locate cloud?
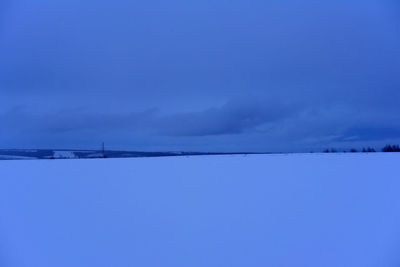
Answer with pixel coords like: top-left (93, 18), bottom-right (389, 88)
top-left (0, 98), bottom-right (297, 137)
top-left (2, 98), bottom-right (400, 151)
top-left (158, 99), bottom-right (297, 136)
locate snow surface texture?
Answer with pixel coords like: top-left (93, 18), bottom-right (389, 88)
top-left (1, 154), bottom-right (400, 267)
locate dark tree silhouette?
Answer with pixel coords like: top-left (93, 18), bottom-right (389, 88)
top-left (382, 145), bottom-right (400, 152)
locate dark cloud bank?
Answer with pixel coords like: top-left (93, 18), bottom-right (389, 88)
top-left (2, 97), bottom-right (400, 152)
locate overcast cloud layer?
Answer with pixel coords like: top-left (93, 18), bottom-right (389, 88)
top-left (1, 0), bottom-right (399, 152)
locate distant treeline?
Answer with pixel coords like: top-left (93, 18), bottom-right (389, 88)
top-left (323, 144), bottom-right (400, 153)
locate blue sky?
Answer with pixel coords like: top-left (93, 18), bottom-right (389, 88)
top-left (1, 0), bottom-right (399, 152)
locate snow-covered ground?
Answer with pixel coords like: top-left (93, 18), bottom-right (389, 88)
top-left (1, 153), bottom-right (400, 267)
top-left (53, 150), bottom-right (76, 159)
